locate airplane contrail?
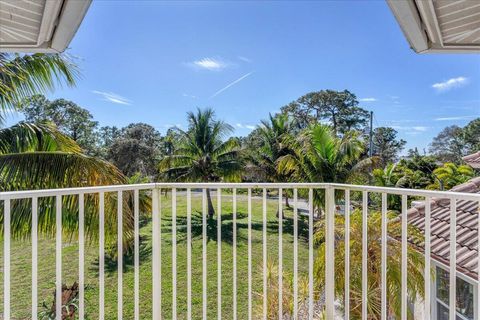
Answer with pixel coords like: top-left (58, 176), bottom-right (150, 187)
top-left (210, 72), bottom-right (254, 98)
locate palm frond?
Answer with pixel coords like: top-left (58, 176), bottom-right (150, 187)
top-left (314, 210), bottom-right (425, 319)
top-left (0, 152), bottom-right (124, 191)
top-left (0, 152), bottom-right (133, 243)
top-left (0, 121), bottom-right (81, 154)
top-left (0, 53), bottom-right (78, 113)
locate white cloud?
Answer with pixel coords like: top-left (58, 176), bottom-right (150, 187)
top-left (236, 123), bottom-right (256, 130)
top-left (412, 126), bottom-right (428, 132)
top-left (434, 115), bottom-right (477, 121)
top-left (92, 91), bottom-right (131, 105)
top-left (432, 76), bottom-right (468, 92)
top-left (210, 72), bottom-right (254, 98)
top-left (186, 57), bottom-right (229, 71)
top-left (391, 125), bottom-right (429, 134)
top-left (387, 95), bottom-right (400, 104)
top-left (238, 56), bottom-right (252, 63)
top-left (359, 97), bottom-right (377, 102)
top-left (182, 93), bottom-right (198, 99)
top-left (385, 119), bottom-right (416, 124)
top-left (159, 124), bottom-right (182, 129)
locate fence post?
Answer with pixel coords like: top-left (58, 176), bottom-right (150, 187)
top-left (152, 187), bottom-right (161, 319)
top-left (325, 186), bottom-right (335, 319)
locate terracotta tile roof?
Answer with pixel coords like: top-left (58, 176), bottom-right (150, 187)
top-left (407, 177), bottom-right (480, 281)
top-left (463, 151), bottom-right (480, 169)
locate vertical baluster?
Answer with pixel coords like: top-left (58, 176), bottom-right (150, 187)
top-left (262, 188), bottom-right (268, 320)
top-left (293, 188), bottom-right (298, 319)
top-left (248, 188), bottom-right (253, 320)
top-left (32, 197), bottom-right (38, 320)
top-left (401, 195), bottom-right (407, 320)
top-left (134, 190), bottom-right (140, 320)
top-left (278, 188), bottom-right (283, 319)
top-left (202, 189), bottom-right (207, 320)
top-left (233, 188), bottom-right (237, 320)
top-left (217, 188), bottom-right (222, 320)
top-left (362, 191), bottom-right (368, 320)
top-left (325, 187), bottom-right (335, 319)
top-left (78, 194), bottom-right (85, 320)
top-left (152, 188), bottom-right (161, 319)
top-left (381, 193), bottom-right (387, 320)
top-left (187, 188), bottom-right (192, 320)
top-left (345, 190), bottom-right (350, 320)
top-left (4, 199), bottom-right (10, 320)
top-left (308, 188), bottom-right (314, 320)
top-left (449, 198), bottom-right (456, 320)
top-left (172, 188), bottom-right (177, 320)
top-left (99, 192), bottom-right (105, 320)
top-left (118, 191), bottom-right (123, 320)
top-left (56, 196), bottom-right (62, 320)
top-left (424, 196), bottom-right (431, 320)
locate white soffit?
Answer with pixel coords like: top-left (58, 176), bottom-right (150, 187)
top-left (387, 0), bottom-right (480, 53)
top-left (0, 0), bottom-right (91, 53)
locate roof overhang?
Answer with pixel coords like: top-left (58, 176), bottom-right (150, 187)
top-left (0, 0), bottom-right (92, 53)
top-left (387, 0), bottom-right (480, 53)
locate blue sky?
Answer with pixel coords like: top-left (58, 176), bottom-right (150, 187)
top-left (9, 1), bottom-right (480, 151)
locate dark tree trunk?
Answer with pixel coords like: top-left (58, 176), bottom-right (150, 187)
top-left (206, 188), bottom-right (215, 218)
top-left (276, 208), bottom-right (284, 219)
top-left (285, 193), bottom-right (290, 208)
top-left (51, 282), bottom-right (79, 319)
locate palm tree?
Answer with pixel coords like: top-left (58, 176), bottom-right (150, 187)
top-left (0, 122), bottom-right (133, 243)
top-left (314, 210), bottom-right (425, 319)
top-left (251, 113), bottom-right (294, 207)
top-left (159, 108), bottom-right (242, 217)
top-left (278, 124), bottom-right (371, 212)
top-left (372, 164), bottom-right (405, 210)
top-left (0, 53), bottom-right (78, 116)
top-left (0, 54), bottom-right (149, 244)
top-left (428, 162), bottom-right (474, 190)
top-left (373, 164), bottom-right (399, 188)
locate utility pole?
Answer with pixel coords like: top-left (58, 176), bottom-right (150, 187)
top-left (369, 111), bottom-right (373, 158)
top-left (368, 111), bottom-right (374, 185)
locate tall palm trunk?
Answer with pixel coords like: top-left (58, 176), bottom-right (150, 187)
top-left (206, 188), bottom-right (215, 218)
top-left (285, 193), bottom-right (290, 208)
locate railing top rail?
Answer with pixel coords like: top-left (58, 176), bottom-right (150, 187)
top-left (0, 183), bottom-right (157, 200)
top-left (0, 182), bottom-right (479, 201)
top-left (154, 182), bottom-right (329, 189)
top-left (327, 183), bottom-right (480, 201)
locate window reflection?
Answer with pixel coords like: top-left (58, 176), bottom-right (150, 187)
top-left (435, 267), bottom-right (474, 320)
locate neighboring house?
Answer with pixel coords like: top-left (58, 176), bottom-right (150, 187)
top-left (408, 176), bottom-right (479, 320)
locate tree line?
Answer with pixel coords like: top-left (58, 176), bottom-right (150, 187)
top-left (15, 89), bottom-right (480, 219)
top-left (18, 91), bottom-right (480, 193)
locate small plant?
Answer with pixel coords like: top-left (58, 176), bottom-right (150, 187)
top-left (38, 282), bottom-right (79, 320)
top-left (255, 260), bottom-right (320, 319)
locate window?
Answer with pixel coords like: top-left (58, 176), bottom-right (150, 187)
top-left (435, 266), bottom-right (474, 320)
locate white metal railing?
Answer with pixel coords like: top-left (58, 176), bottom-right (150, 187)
top-left (0, 182), bottom-right (479, 319)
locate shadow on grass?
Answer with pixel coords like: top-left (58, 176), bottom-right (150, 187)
top-left (91, 209), bottom-right (311, 274)
top-left (168, 209), bottom-right (311, 245)
top-left (90, 233), bottom-right (152, 274)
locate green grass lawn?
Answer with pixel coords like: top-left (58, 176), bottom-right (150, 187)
top-left (0, 192), bottom-right (313, 319)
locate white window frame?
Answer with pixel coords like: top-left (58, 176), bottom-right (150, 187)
top-left (432, 262), bottom-right (478, 320)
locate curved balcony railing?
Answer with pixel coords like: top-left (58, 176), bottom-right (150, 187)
top-left (1, 183), bottom-right (479, 319)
